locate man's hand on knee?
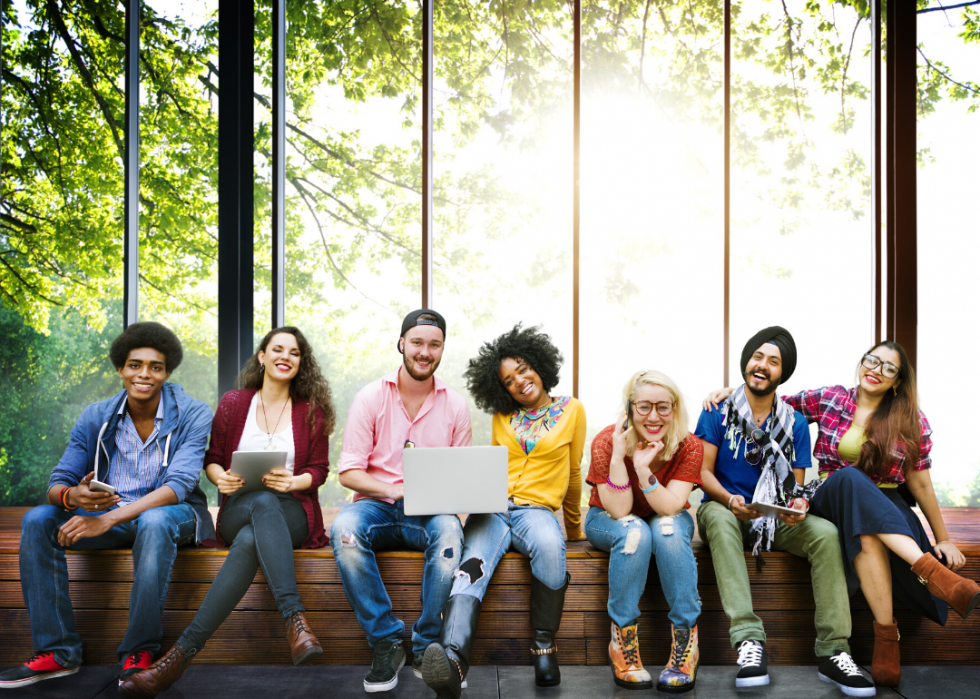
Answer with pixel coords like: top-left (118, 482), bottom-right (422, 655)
top-left (57, 513), bottom-right (115, 547)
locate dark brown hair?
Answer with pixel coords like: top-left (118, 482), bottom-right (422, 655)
top-left (235, 327), bottom-right (336, 436)
top-left (855, 341), bottom-right (921, 480)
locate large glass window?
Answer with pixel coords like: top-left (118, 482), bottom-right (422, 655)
top-left (138, 1), bottom-right (220, 416)
top-left (730, 1), bottom-right (874, 403)
top-left (917, 1), bottom-right (980, 505)
top-left (1, 0), bottom-right (126, 505)
top-left (580, 1), bottom-right (724, 451)
top-left (284, 1), bottom-right (422, 506)
top-left (433, 1), bottom-right (575, 448)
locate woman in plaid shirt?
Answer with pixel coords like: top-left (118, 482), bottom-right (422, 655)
top-left (705, 341), bottom-right (980, 688)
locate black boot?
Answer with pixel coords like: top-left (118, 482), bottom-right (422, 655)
top-left (530, 572), bottom-right (570, 687)
top-left (422, 594), bottom-right (481, 699)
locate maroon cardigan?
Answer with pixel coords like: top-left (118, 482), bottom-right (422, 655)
top-left (202, 388), bottom-right (329, 549)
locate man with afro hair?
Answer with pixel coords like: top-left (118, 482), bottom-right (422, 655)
top-left (1, 322), bottom-right (216, 690)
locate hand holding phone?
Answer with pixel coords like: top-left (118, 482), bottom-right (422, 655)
top-left (72, 472), bottom-right (120, 511)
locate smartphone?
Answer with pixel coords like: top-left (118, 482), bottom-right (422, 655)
top-left (624, 401), bottom-right (633, 429)
top-left (88, 478), bottom-right (117, 496)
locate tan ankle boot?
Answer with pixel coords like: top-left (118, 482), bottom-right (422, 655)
top-left (286, 611), bottom-right (323, 665)
top-left (609, 621), bottom-right (652, 690)
top-left (871, 620), bottom-right (901, 686)
top-left (910, 553), bottom-right (980, 618)
top-left (118, 643), bottom-right (195, 699)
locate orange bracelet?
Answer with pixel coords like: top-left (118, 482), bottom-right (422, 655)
top-left (60, 486), bottom-right (78, 511)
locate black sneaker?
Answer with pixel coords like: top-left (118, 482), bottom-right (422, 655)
top-left (412, 652), bottom-right (424, 679)
top-left (819, 652), bottom-right (877, 697)
top-left (364, 639), bottom-right (405, 693)
top-left (735, 640), bottom-right (769, 687)
top-left (0, 652), bottom-right (79, 688)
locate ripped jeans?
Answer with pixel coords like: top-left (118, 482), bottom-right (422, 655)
top-left (330, 498), bottom-right (462, 654)
top-left (585, 507), bottom-right (700, 630)
top-left (450, 503), bottom-right (566, 600)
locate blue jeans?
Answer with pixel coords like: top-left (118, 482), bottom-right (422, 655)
top-left (19, 503), bottom-right (197, 667)
top-left (585, 507), bottom-right (701, 630)
top-left (330, 498), bottom-right (462, 654)
top-left (450, 503), bottom-right (566, 600)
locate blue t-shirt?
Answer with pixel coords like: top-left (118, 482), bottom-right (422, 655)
top-left (695, 406), bottom-right (811, 502)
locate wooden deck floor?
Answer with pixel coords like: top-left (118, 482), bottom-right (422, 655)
top-left (1, 506), bottom-right (977, 666)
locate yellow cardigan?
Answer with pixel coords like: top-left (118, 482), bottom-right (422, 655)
top-left (491, 397), bottom-right (586, 534)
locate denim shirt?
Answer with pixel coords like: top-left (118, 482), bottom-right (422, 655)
top-left (48, 382), bottom-right (216, 544)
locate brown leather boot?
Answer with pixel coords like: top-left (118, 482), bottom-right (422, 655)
top-left (910, 552), bottom-right (980, 618)
top-left (286, 611), bottom-right (323, 665)
top-left (117, 643), bottom-right (195, 699)
top-left (871, 620), bottom-right (901, 687)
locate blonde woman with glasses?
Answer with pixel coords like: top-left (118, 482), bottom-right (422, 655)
top-left (584, 371), bottom-right (704, 693)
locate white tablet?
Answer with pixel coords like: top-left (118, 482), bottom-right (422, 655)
top-left (229, 450), bottom-right (287, 494)
top-left (746, 501), bottom-right (802, 518)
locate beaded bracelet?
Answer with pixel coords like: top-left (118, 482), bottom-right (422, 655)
top-left (60, 486), bottom-right (78, 511)
top-left (605, 476), bottom-right (631, 492)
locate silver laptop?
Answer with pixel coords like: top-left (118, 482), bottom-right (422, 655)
top-left (402, 446), bottom-right (509, 516)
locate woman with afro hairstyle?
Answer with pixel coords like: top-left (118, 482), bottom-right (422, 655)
top-left (120, 327), bottom-right (336, 699)
top-left (422, 324), bottom-right (585, 699)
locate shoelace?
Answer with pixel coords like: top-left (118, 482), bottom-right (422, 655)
top-left (290, 614), bottom-right (310, 634)
top-left (618, 631), bottom-right (640, 666)
top-left (153, 647), bottom-right (184, 674)
top-left (26, 652), bottom-right (54, 667)
top-left (124, 650), bottom-right (152, 669)
top-left (667, 635), bottom-right (690, 669)
top-left (737, 641), bottom-right (763, 668)
top-left (831, 652), bottom-right (863, 677)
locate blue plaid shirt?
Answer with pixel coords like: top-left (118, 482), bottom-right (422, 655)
top-left (108, 398), bottom-right (166, 504)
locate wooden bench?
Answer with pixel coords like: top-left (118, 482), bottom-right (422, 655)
top-left (1, 506), bottom-right (977, 666)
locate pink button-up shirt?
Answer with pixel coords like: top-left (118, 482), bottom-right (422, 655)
top-left (338, 367), bottom-right (473, 503)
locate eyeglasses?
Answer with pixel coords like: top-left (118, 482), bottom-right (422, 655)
top-left (634, 401), bottom-right (674, 417)
top-left (861, 353), bottom-right (899, 379)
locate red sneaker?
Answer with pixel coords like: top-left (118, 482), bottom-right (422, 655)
top-left (0, 651), bottom-right (79, 687)
top-left (119, 650), bottom-right (155, 684)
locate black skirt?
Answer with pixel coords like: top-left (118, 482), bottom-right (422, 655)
top-left (810, 466), bottom-right (948, 625)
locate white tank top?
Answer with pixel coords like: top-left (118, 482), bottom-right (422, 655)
top-left (236, 393), bottom-right (295, 474)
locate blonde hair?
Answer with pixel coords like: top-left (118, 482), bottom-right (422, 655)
top-left (620, 370), bottom-right (689, 461)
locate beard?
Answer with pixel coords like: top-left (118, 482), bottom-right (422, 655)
top-left (403, 352), bottom-right (440, 381)
top-left (744, 369), bottom-right (777, 397)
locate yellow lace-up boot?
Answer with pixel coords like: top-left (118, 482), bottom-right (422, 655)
top-left (608, 621), bottom-right (652, 690)
top-left (657, 624), bottom-right (699, 693)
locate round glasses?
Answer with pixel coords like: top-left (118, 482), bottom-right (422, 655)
top-left (861, 353), bottom-right (899, 379)
top-left (634, 401), bottom-right (674, 417)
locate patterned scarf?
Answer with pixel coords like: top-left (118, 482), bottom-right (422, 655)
top-left (722, 386), bottom-right (817, 554)
top-left (510, 396), bottom-right (570, 455)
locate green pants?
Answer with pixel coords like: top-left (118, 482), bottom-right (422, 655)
top-left (696, 500), bottom-right (851, 657)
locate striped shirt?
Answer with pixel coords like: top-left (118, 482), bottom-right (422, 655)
top-left (783, 385), bottom-right (933, 485)
top-left (108, 398), bottom-right (166, 504)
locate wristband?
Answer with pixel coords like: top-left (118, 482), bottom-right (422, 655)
top-left (640, 477), bottom-right (659, 494)
top-left (727, 494), bottom-right (738, 511)
top-left (605, 476), bottom-right (631, 492)
top-left (61, 486), bottom-right (78, 511)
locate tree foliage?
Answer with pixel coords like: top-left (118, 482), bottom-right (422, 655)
top-left (1, 0), bottom-right (976, 505)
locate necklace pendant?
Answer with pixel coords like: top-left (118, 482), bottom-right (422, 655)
top-left (264, 439), bottom-right (277, 451)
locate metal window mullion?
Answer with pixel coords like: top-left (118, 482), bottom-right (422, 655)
top-left (272, 0), bottom-right (286, 328)
top-left (421, 0), bottom-right (434, 308)
top-left (572, 0), bottom-right (581, 399)
top-left (123, 0), bottom-right (139, 327)
top-left (873, 0), bottom-right (882, 345)
top-left (723, 0), bottom-right (731, 386)
top-left (218, 0), bottom-right (255, 396)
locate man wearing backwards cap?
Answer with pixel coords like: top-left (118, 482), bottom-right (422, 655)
top-left (331, 310), bottom-right (472, 694)
top-left (694, 327), bottom-right (873, 697)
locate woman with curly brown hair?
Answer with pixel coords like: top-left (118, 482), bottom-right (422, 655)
top-left (422, 324), bottom-right (585, 699)
top-left (119, 327), bottom-right (336, 699)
